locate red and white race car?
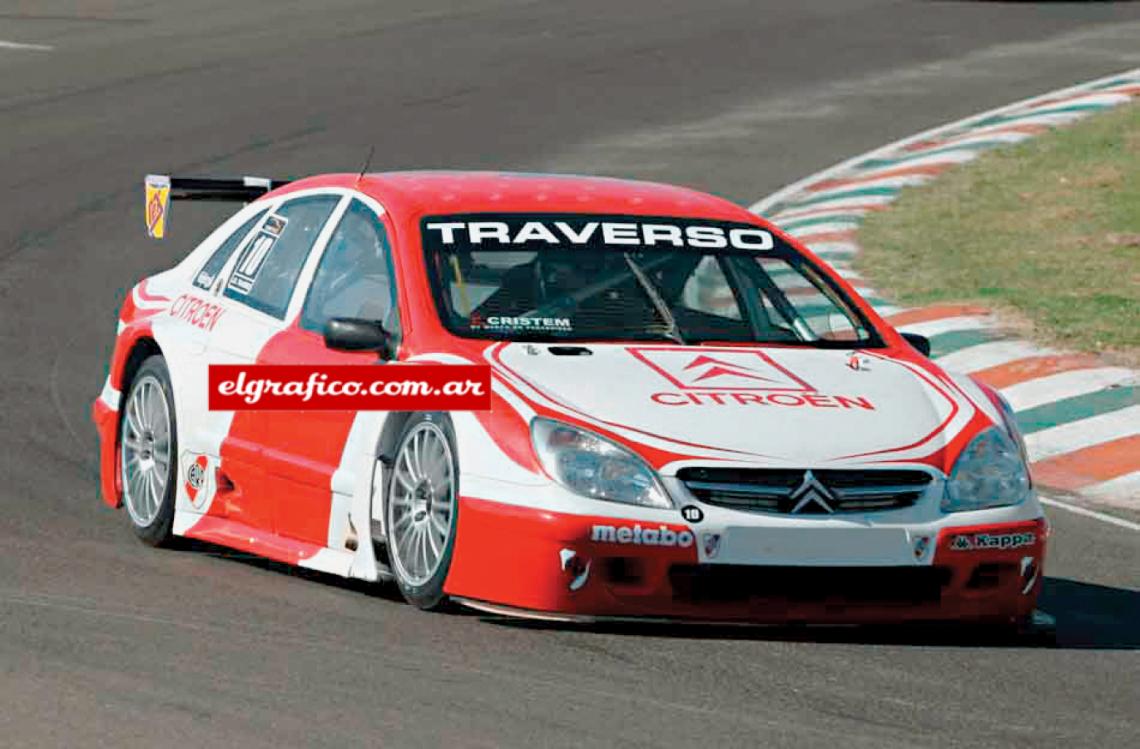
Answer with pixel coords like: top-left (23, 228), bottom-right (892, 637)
top-left (93, 171), bottom-right (1047, 626)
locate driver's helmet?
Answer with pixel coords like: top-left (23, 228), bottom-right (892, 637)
top-left (537, 251), bottom-right (618, 292)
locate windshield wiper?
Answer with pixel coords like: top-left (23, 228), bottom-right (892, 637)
top-left (623, 253), bottom-right (686, 345)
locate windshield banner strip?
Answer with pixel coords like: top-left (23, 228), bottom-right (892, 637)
top-left (422, 213), bottom-right (776, 252)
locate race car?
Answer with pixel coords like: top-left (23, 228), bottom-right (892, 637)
top-left (92, 170), bottom-right (1048, 627)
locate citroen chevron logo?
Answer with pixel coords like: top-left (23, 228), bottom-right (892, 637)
top-left (789, 470), bottom-right (835, 514)
top-left (629, 347), bottom-right (814, 392)
top-left (682, 355), bottom-right (781, 386)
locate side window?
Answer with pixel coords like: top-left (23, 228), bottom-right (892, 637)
top-left (680, 256), bottom-right (742, 320)
top-left (754, 256), bottom-right (867, 341)
top-left (223, 195), bottom-right (340, 319)
top-left (300, 200), bottom-right (400, 336)
top-left (193, 208), bottom-right (268, 291)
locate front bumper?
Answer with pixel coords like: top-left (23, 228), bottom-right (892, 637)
top-left (444, 497), bottom-right (1048, 624)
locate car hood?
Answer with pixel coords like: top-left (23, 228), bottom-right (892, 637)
top-left (489, 342), bottom-right (979, 469)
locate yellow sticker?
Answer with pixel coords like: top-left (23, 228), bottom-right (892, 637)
top-left (145, 174), bottom-right (171, 239)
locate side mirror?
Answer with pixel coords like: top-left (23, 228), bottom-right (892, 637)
top-left (324, 318), bottom-right (394, 359)
top-left (901, 332), bottom-right (931, 357)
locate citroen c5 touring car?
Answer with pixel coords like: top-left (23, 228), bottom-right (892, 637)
top-left (93, 171), bottom-right (1047, 627)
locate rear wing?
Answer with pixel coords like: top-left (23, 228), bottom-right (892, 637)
top-left (144, 174), bottom-right (292, 239)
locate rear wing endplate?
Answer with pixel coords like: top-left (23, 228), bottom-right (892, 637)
top-left (144, 174), bottom-right (292, 239)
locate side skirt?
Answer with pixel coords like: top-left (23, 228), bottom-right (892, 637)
top-left (179, 514), bottom-right (389, 581)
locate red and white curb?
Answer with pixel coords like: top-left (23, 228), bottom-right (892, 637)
top-left (752, 68), bottom-right (1140, 512)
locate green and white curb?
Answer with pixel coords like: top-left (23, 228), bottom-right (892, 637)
top-left (752, 68), bottom-right (1140, 512)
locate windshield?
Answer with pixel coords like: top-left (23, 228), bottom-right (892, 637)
top-left (422, 213), bottom-right (880, 346)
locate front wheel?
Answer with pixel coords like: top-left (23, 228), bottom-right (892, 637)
top-left (385, 413), bottom-right (460, 610)
top-left (119, 355), bottom-right (178, 546)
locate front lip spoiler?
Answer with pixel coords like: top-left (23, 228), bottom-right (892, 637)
top-left (452, 596), bottom-right (797, 627)
top-left (452, 597), bottom-right (1057, 641)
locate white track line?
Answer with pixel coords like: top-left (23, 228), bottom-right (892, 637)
top-left (828, 267), bottom-right (861, 280)
top-left (770, 204), bottom-right (880, 222)
top-left (920, 130), bottom-right (1039, 151)
top-left (1001, 367), bottom-right (1136, 413)
top-left (784, 220), bottom-right (861, 237)
top-left (896, 315), bottom-right (994, 338)
top-left (0, 40), bottom-right (54, 51)
top-left (768, 194), bottom-right (897, 218)
top-left (851, 149), bottom-right (981, 173)
top-left (1025, 405), bottom-right (1140, 461)
top-left (999, 111), bottom-right (1107, 129)
top-left (1082, 472), bottom-right (1140, 507)
top-left (1021, 91), bottom-right (1136, 110)
top-left (1040, 496), bottom-right (1140, 532)
top-left (799, 241), bottom-right (860, 256)
top-left (936, 340), bottom-right (1051, 373)
top-left (799, 174), bottom-right (932, 200)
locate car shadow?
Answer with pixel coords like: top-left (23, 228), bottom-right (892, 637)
top-left (482, 576), bottom-right (1140, 651)
top-left (1038, 577), bottom-right (1140, 650)
top-left (173, 537), bottom-right (410, 606)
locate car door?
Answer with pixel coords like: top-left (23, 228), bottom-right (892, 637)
top-left (202, 192), bottom-right (347, 534)
top-left (252, 197), bottom-right (401, 550)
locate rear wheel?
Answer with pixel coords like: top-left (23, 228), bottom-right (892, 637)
top-left (120, 355), bottom-right (177, 546)
top-left (385, 413), bottom-right (459, 610)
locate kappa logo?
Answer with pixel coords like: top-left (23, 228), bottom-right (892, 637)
top-left (950, 532), bottom-right (1036, 552)
top-left (629, 348), bottom-right (813, 392)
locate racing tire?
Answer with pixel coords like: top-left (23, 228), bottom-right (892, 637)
top-left (119, 355), bottom-right (178, 547)
top-left (384, 413), bottom-right (460, 611)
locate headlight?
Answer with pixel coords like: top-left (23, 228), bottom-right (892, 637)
top-left (943, 427), bottom-right (1031, 512)
top-left (531, 418), bottom-right (672, 509)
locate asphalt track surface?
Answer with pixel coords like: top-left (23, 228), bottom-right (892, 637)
top-left (1, 2), bottom-right (1139, 746)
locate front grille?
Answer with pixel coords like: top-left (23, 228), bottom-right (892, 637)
top-left (670, 564), bottom-right (951, 605)
top-left (677, 467), bottom-right (932, 514)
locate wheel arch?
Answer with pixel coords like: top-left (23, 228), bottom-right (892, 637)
top-left (375, 411), bottom-right (416, 463)
top-left (118, 337), bottom-right (163, 408)
top-left (110, 335), bottom-right (190, 505)
top-left (114, 337), bottom-right (166, 449)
